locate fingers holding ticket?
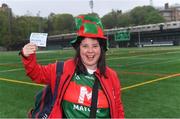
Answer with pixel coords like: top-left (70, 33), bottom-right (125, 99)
top-left (22, 42), bottom-right (37, 57)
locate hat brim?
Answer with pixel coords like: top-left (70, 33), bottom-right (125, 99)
top-left (70, 35), bottom-right (108, 51)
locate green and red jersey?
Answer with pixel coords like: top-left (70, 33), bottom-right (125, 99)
top-left (62, 72), bottom-right (110, 118)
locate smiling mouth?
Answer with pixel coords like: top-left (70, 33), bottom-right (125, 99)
top-left (87, 55), bottom-right (94, 60)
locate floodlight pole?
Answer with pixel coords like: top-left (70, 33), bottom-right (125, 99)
top-left (150, 0), bottom-right (153, 6)
top-left (89, 0), bottom-right (94, 13)
top-left (37, 11), bottom-right (42, 32)
top-left (138, 30), bottom-right (141, 47)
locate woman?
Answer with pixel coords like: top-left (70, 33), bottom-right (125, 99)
top-left (20, 15), bottom-right (124, 118)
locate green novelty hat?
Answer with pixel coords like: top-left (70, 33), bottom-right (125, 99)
top-left (71, 15), bottom-right (108, 51)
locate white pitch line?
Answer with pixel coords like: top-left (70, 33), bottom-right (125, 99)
top-left (107, 50), bottom-right (180, 60)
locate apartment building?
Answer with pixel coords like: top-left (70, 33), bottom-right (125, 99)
top-left (158, 3), bottom-right (180, 21)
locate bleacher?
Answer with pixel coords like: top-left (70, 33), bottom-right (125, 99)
top-left (142, 41), bottom-right (174, 47)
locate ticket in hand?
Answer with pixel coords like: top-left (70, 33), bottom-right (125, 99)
top-left (30, 33), bottom-right (48, 47)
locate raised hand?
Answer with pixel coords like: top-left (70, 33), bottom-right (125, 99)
top-left (22, 43), bottom-right (38, 57)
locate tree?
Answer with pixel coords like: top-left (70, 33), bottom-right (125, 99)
top-left (0, 15), bottom-right (48, 50)
top-left (129, 6), bottom-right (165, 25)
top-left (0, 5), bottom-right (166, 50)
top-left (48, 14), bottom-right (74, 35)
top-left (117, 13), bottom-right (131, 27)
top-left (144, 11), bottom-right (165, 24)
top-left (0, 11), bottom-right (9, 46)
top-left (101, 9), bottom-right (122, 29)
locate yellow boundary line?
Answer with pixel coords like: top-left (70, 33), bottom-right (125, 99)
top-left (0, 77), bottom-right (45, 87)
top-left (0, 73), bottom-right (179, 90)
top-left (121, 73), bottom-right (180, 91)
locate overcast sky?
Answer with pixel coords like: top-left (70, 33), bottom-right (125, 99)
top-left (0, 0), bottom-right (179, 17)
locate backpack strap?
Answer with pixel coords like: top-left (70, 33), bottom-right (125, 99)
top-left (89, 78), bottom-right (99, 118)
top-left (52, 61), bottom-right (64, 106)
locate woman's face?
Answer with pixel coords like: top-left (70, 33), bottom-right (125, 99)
top-left (80, 38), bottom-right (101, 70)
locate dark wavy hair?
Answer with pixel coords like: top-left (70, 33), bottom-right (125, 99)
top-left (73, 37), bottom-right (107, 77)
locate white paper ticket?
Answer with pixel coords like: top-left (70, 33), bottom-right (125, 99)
top-left (30, 33), bottom-right (48, 47)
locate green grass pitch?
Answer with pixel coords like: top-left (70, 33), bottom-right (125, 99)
top-left (0, 46), bottom-right (180, 118)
